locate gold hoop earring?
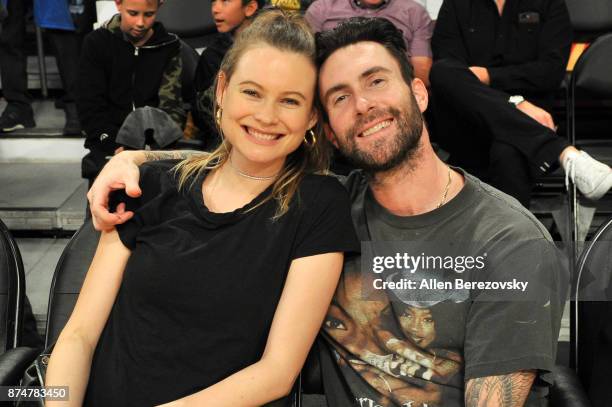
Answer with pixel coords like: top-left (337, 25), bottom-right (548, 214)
top-left (215, 107), bottom-right (223, 127)
top-left (303, 129), bottom-right (317, 147)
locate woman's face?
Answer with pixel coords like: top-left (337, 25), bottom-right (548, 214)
top-left (216, 45), bottom-right (318, 173)
top-left (211, 0), bottom-right (257, 33)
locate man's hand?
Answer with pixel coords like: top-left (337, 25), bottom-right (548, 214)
top-left (516, 100), bottom-right (556, 130)
top-left (469, 66), bottom-right (490, 85)
top-left (87, 151), bottom-right (143, 231)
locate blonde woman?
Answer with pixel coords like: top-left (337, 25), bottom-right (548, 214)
top-left (46, 10), bottom-right (358, 406)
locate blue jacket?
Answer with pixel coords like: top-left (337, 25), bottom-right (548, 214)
top-left (33, 0), bottom-right (75, 30)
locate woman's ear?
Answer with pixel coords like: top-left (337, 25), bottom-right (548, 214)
top-left (215, 71), bottom-right (228, 108)
top-left (307, 108), bottom-right (319, 132)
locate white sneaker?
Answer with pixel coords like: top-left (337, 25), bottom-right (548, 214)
top-left (563, 151), bottom-right (612, 200)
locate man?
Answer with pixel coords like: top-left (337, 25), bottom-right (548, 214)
top-left (305, 0), bottom-right (434, 85)
top-left (88, 17), bottom-right (564, 406)
top-left (78, 0), bottom-right (185, 184)
top-left (429, 0), bottom-right (612, 207)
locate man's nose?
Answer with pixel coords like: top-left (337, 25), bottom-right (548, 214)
top-left (354, 94), bottom-right (375, 115)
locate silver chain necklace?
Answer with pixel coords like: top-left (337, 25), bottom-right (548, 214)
top-left (228, 156), bottom-right (279, 181)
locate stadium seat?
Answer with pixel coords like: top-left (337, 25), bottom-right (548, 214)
top-left (0, 219), bottom-right (40, 386)
top-left (156, 0), bottom-right (218, 50)
top-left (573, 216), bottom-right (612, 405)
top-left (567, 33), bottom-right (612, 243)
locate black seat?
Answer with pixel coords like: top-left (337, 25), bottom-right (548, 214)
top-left (42, 220), bottom-right (99, 346)
top-left (0, 218), bottom-right (25, 353)
top-left (0, 218), bottom-right (40, 386)
top-left (567, 33), bottom-right (612, 244)
top-left (573, 216), bottom-right (612, 406)
top-left (156, 0), bottom-right (217, 50)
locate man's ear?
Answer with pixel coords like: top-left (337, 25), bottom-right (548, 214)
top-left (244, 0), bottom-right (259, 18)
top-left (114, 0), bottom-right (121, 11)
top-left (410, 78), bottom-right (429, 113)
top-left (215, 71), bottom-right (228, 108)
top-left (323, 123), bottom-right (339, 149)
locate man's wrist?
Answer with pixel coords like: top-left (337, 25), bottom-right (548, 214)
top-left (116, 150), bottom-right (147, 166)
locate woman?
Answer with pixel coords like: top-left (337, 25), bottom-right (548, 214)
top-left (46, 10), bottom-right (359, 406)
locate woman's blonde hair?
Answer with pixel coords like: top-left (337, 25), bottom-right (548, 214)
top-left (175, 9), bottom-right (330, 218)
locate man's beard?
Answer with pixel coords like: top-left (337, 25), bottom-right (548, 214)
top-left (334, 96), bottom-right (424, 174)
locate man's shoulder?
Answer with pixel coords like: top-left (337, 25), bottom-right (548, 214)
top-left (464, 173), bottom-right (552, 241)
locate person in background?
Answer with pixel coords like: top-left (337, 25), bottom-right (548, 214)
top-left (77, 0), bottom-right (185, 186)
top-left (305, 0), bottom-right (434, 86)
top-left (0, 0), bottom-right (88, 135)
top-left (429, 0), bottom-right (612, 206)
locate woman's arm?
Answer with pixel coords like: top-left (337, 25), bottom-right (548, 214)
top-left (159, 252), bottom-right (344, 407)
top-left (46, 230), bottom-right (131, 406)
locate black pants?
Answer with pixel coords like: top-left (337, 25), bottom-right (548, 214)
top-left (0, 0), bottom-right (80, 107)
top-left (429, 58), bottom-right (568, 207)
top-left (0, 0), bottom-right (31, 108)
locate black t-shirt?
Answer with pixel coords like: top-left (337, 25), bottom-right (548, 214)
top-left (321, 170), bottom-right (566, 407)
top-left (84, 160), bottom-right (360, 406)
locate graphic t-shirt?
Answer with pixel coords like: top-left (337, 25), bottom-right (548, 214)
top-left (321, 170), bottom-right (566, 407)
top-left (84, 160), bottom-right (360, 406)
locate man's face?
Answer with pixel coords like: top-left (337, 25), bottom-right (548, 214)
top-left (319, 42), bottom-right (426, 173)
top-left (115, 0), bottom-right (159, 43)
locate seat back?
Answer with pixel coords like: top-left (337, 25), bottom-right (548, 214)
top-left (180, 40), bottom-right (200, 107)
top-left (0, 219), bottom-right (25, 352)
top-left (156, 0), bottom-right (216, 40)
top-left (565, 0), bottom-right (612, 37)
top-left (572, 33), bottom-right (612, 99)
top-left (574, 217), bottom-right (612, 385)
top-left (44, 220), bottom-right (99, 347)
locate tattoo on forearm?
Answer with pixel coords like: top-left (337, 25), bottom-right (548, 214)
top-left (465, 371), bottom-right (535, 407)
top-left (142, 150), bottom-right (200, 162)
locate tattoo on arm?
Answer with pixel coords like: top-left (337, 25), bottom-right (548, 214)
top-left (465, 370), bottom-right (536, 407)
top-left (142, 150), bottom-right (201, 162)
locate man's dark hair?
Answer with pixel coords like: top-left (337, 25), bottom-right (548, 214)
top-left (315, 17), bottom-right (414, 86)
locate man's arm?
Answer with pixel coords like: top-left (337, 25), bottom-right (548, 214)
top-left (406, 3), bottom-right (434, 86)
top-left (87, 150), bottom-right (201, 231)
top-left (465, 371), bottom-right (536, 407)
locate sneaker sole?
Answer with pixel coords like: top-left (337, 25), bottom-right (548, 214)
top-left (1, 124), bottom-right (26, 132)
top-left (582, 172), bottom-right (612, 200)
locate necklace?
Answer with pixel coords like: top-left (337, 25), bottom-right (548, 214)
top-left (437, 166), bottom-right (452, 208)
top-left (228, 156), bottom-right (279, 181)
